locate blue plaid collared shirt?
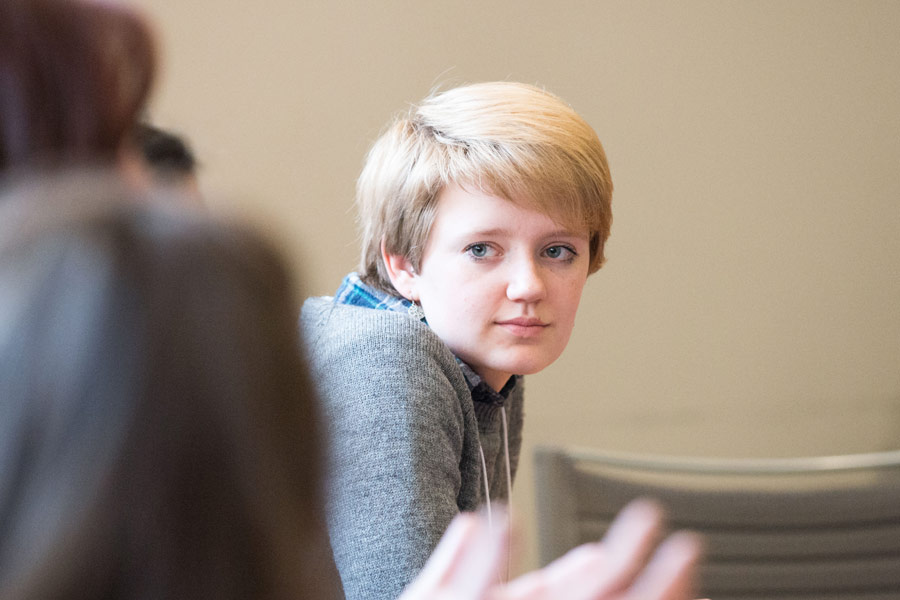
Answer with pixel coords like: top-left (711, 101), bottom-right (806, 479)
top-left (333, 272), bottom-right (417, 315)
top-left (333, 273), bottom-right (518, 403)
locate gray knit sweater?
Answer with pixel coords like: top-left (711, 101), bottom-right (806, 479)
top-left (300, 297), bottom-right (525, 600)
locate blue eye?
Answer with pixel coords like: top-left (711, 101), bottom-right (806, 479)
top-left (544, 245), bottom-right (575, 260)
top-left (467, 243), bottom-right (489, 258)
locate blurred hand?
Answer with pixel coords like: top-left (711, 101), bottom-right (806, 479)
top-left (399, 499), bottom-right (701, 600)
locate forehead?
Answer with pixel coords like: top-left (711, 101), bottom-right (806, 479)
top-left (431, 184), bottom-right (589, 239)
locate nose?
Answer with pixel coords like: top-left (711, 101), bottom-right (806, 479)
top-left (506, 258), bottom-right (546, 303)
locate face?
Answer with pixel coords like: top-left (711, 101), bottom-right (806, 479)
top-left (397, 184), bottom-right (591, 391)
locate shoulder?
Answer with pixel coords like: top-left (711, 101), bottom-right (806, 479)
top-left (300, 297), bottom-right (471, 418)
top-left (301, 297), bottom-right (453, 366)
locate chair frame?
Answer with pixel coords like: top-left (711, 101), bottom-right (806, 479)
top-left (535, 446), bottom-right (900, 600)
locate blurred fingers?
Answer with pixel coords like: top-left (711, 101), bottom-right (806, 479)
top-left (622, 531), bottom-right (703, 600)
top-left (496, 542), bottom-right (607, 600)
top-left (401, 506), bottom-right (510, 600)
top-left (594, 498), bottom-right (665, 592)
top-left (401, 511), bottom-right (481, 595)
top-left (481, 499), bottom-right (702, 600)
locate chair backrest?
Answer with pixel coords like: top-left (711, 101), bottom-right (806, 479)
top-left (534, 446), bottom-right (900, 600)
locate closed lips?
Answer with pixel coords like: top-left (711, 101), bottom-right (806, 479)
top-left (497, 318), bottom-right (547, 327)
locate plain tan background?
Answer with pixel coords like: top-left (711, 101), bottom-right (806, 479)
top-left (134, 0), bottom-right (900, 572)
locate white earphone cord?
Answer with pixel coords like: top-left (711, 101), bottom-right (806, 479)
top-left (478, 444), bottom-right (492, 529)
top-left (477, 405), bottom-right (513, 583)
top-left (500, 405), bottom-right (512, 582)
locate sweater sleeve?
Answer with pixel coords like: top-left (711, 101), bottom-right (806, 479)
top-left (301, 300), bottom-right (475, 600)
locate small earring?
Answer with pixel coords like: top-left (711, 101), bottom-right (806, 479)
top-left (407, 301), bottom-right (425, 321)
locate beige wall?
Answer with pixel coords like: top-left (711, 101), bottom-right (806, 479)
top-left (135, 0), bottom-right (900, 571)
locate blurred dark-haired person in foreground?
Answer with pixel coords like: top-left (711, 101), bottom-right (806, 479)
top-left (0, 173), bottom-right (342, 599)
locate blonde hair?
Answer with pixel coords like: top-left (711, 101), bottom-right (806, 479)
top-left (356, 81), bottom-right (613, 294)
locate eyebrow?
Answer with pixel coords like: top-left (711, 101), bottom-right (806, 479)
top-left (462, 228), bottom-right (588, 240)
top-left (544, 229), bottom-right (589, 241)
top-left (464, 227), bottom-right (508, 238)
top-left (449, 228), bottom-right (590, 249)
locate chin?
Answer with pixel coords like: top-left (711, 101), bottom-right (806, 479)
top-left (503, 357), bottom-right (558, 377)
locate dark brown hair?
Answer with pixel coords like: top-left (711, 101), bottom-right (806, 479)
top-left (0, 0), bottom-right (156, 173)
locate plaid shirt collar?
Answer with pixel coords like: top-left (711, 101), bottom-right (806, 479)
top-left (334, 272), bottom-right (416, 315)
top-left (333, 273), bottom-right (519, 404)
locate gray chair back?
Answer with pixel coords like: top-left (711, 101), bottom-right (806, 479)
top-left (534, 446), bottom-right (900, 600)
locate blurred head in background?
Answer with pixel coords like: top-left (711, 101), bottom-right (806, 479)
top-left (0, 0), bottom-right (156, 177)
top-left (134, 122), bottom-right (202, 200)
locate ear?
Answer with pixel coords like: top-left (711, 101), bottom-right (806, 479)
top-left (381, 240), bottom-right (419, 301)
